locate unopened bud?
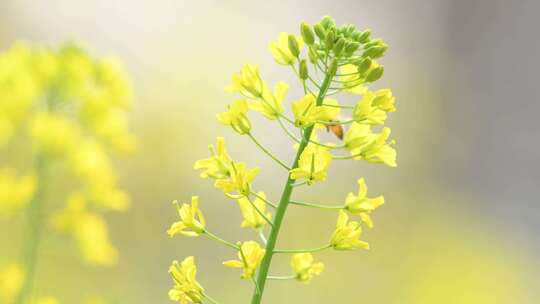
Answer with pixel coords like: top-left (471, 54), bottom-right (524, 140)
top-left (300, 22), bottom-right (315, 45)
top-left (358, 29), bottom-right (371, 43)
top-left (366, 66), bottom-right (384, 82)
top-left (314, 24), bottom-right (326, 40)
top-left (362, 44), bottom-right (388, 59)
top-left (299, 59), bottom-right (309, 80)
top-left (308, 46), bottom-right (319, 63)
top-left (320, 16), bottom-right (336, 29)
top-left (288, 35), bottom-right (300, 58)
top-left (325, 29), bottom-right (335, 50)
top-left (328, 58), bottom-right (338, 76)
top-left (344, 42), bottom-right (360, 56)
top-left (333, 38), bottom-right (345, 56)
top-left (356, 57), bottom-right (372, 74)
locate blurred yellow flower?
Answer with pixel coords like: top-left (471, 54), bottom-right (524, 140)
top-left (250, 81), bottom-right (289, 120)
top-left (223, 241), bottom-right (265, 279)
top-left (292, 94), bottom-right (340, 128)
top-left (344, 123), bottom-right (396, 167)
top-left (352, 88), bottom-right (396, 125)
top-left (237, 192), bottom-right (272, 229)
top-left (268, 32), bottom-right (303, 65)
top-left (226, 64), bottom-right (264, 98)
top-left (0, 168), bottom-right (37, 216)
top-left (0, 263), bottom-right (25, 303)
top-left (28, 112), bottom-right (80, 157)
top-left (168, 196), bottom-right (206, 237)
top-left (344, 178), bottom-right (384, 228)
top-left (217, 99), bottom-right (252, 135)
top-left (290, 145), bottom-right (332, 185)
top-left (50, 193), bottom-right (118, 265)
top-left (290, 253), bottom-right (324, 283)
top-left (168, 257), bottom-right (205, 304)
top-left (330, 210), bottom-right (369, 250)
top-left (194, 137), bottom-right (232, 179)
top-left (34, 297), bottom-right (60, 304)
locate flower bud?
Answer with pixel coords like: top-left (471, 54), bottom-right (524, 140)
top-left (327, 58), bottom-right (338, 76)
top-left (233, 113), bottom-right (252, 134)
top-left (300, 22), bottom-right (315, 45)
top-left (314, 24), bottom-right (326, 40)
top-left (358, 29), bottom-right (371, 43)
top-left (344, 42), bottom-right (360, 56)
top-left (333, 38), bottom-right (345, 56)
top-left (288, 34), bottom-right (300, 58)
top-left (308, 46), bottom-right (319, 63)
top-left (356, 57), bottom-right (372, 74)
top-left (325, 29), bottom-right (335, 50)
top-left (365, 66), bottom-right (384, 82)
top-left (299, 59), bottom-right (309, 80)
top-left (320, 16), bottom-right (336, 29)
top-left (362, 44), bottom-right (388, 59)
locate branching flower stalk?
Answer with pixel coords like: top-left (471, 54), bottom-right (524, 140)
top-left (167, 16), bottom-right (397, 304)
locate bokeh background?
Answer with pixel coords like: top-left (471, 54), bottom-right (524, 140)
top-left (1, 0), bottom-right (539, 303)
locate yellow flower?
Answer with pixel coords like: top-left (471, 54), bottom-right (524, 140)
top-left (50, 193), bottom-right (118, 265)
top-left (28, 112), bottom-right (80, 157)
top-left (344, 178), bottom-right (384, 228)
top-left (0, 168), bottom-right (37, 216)
top-left (291, 94), bottom-right (340, 128)
top-left (214, 162), bottom-right (260, 197)
top-left (194, 137), bottom-right (232, 179)
top-left (290, 253), bottom-right (324, 283)
top-left (0, 262), bottom-right (25, 303)
top-left (167, 196), bottom-right (206, 237)
top-left (226, 64), bottom-right (264, 97)
top-left (168, 256), bottom-right (205, 304)
top-left (330, 210), bottom-right (369, 250)
top-left (223, 241), bottom-right (265, 279)
top-left (250, 81), bottom-right (289, 120)
top-left (343, 123), bottom-right (397, 167)
top-left (217, 100), bottom-right (251, 134)
top-left (35, 297), bottom-right (60, 304)
top-left (339, 64), bottom-right (368, 95)
top-left (290, 145), bottom-right (332, 185)
top-left (352, 89), bottom-right (396, 125)
top-left (237, 192), bottom-right (271, 229)
top-left (268, 32), bottom-right (303, 65)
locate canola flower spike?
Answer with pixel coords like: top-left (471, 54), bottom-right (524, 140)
top-left (167, 197), bottom-right (206, 237)
top-left (168, 257), bottom-right (205, 304)
top-left (344, 178), bottom-right (384, 228)
top-left (290, 253), bottom-right (324, 283)
top-left (217, 99), bottom-right (252, 135)
top-left (169, 16), bottom-right (397, 304)
top-left (268, 33), bottom-right (304, 65)
top-left (237, 192), bottom-right (272, 229)
top-left (223, 241), bottom-right (265, 279)
top-left (330, 210), bottom-right (370, 250)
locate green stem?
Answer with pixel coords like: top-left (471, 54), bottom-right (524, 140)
top-left (14, 156), bottom-right (47, 304)
top-left (203, 293), bottom-right (221, 304)
top-left (249, 71), bottom-right (334, 304)
top-left (273, 244), bottom-right (331, 254)
top-left (247, 133), bottom-right (290, 171)
top-left (289, 200), bottom-right (344, 210)
top-left (204, 230), bottom-right (239, 250)
top-left (267, 275), bottom-right (297, 280)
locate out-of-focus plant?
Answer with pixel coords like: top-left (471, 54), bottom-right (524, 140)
top-left (0, 42), bottom-right (136, 303)
top-left (167, 16), bottom-right (396, 303)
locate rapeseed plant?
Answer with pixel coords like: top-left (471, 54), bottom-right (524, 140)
top-left (0, 42), bottom-right (135, 304)
top-left (168, 16), bottom-right (397, 303)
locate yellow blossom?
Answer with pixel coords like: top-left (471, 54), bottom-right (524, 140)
top-left (290, 253), bottom-right (324, 283)
top-left (268, 32), bottom-right (304, 65)
top-left (343, 123), bottom-right (397, 167)
top-left (34, 297), bottom-right (60, 304)
top-left (167, 196), bottom-right (206, 237)
top-left (339, 64), bottom-right (368, 95)
top-left (223, 241), bottom-right (265, 279)
top-left (344, 178), bottom-right (384, 228)
top-left (194, 137), bottom-right (232, 179)
top-left (28, 112), bottom-right (80, 157)
top-left (168, 257), bottom-right (205, 304)
top-left (217, 100), bottom-right (251, 134)
top-left (237, 192), bottom-right (271, 229)
top-left (0, 168), bottom-right (37, 216)
top-left (50, 193), bottom-right (118, 265)
top-left (330, 210), bottom-right (369, 250)
top-left (290, 145), bottom-right (332, 185)
top-left (292, 94), bottom-right (340, 128)
top-left (214, 162), bottom-right (259, 197)
top-left (226, 64), bottom-right (264, 97)
top-left (352, 89), bottom-right (396, 125)
top-left (0, 262), bottom-right (25, 303)
top-left (250, 81), bottom-right (289, 120)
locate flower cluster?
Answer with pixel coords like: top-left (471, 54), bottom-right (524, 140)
top-left (0, 42), bottom-right (135, 304)
top-left (168, 16), bottom-right (397, 303)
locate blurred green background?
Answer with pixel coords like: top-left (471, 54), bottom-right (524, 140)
top-left (1, 0), bottom-right (539, 303)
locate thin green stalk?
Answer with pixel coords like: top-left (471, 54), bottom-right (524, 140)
top-left (249, 71), bottom-right (334, 304)
top-left (289, 200), bottom-right (344, 210)
top-left (247, 133), bottom-right (290, 171)
top-left (273, 244), bottom-right (331, 254)
top-left (14, 156), bottom-right (47, 304)
top-left (204, 230), bottom-right (239, 250)
top-left (267, 274), bottom-right (297, 280)
top-left (245, 196), bottom-right (274, 228)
